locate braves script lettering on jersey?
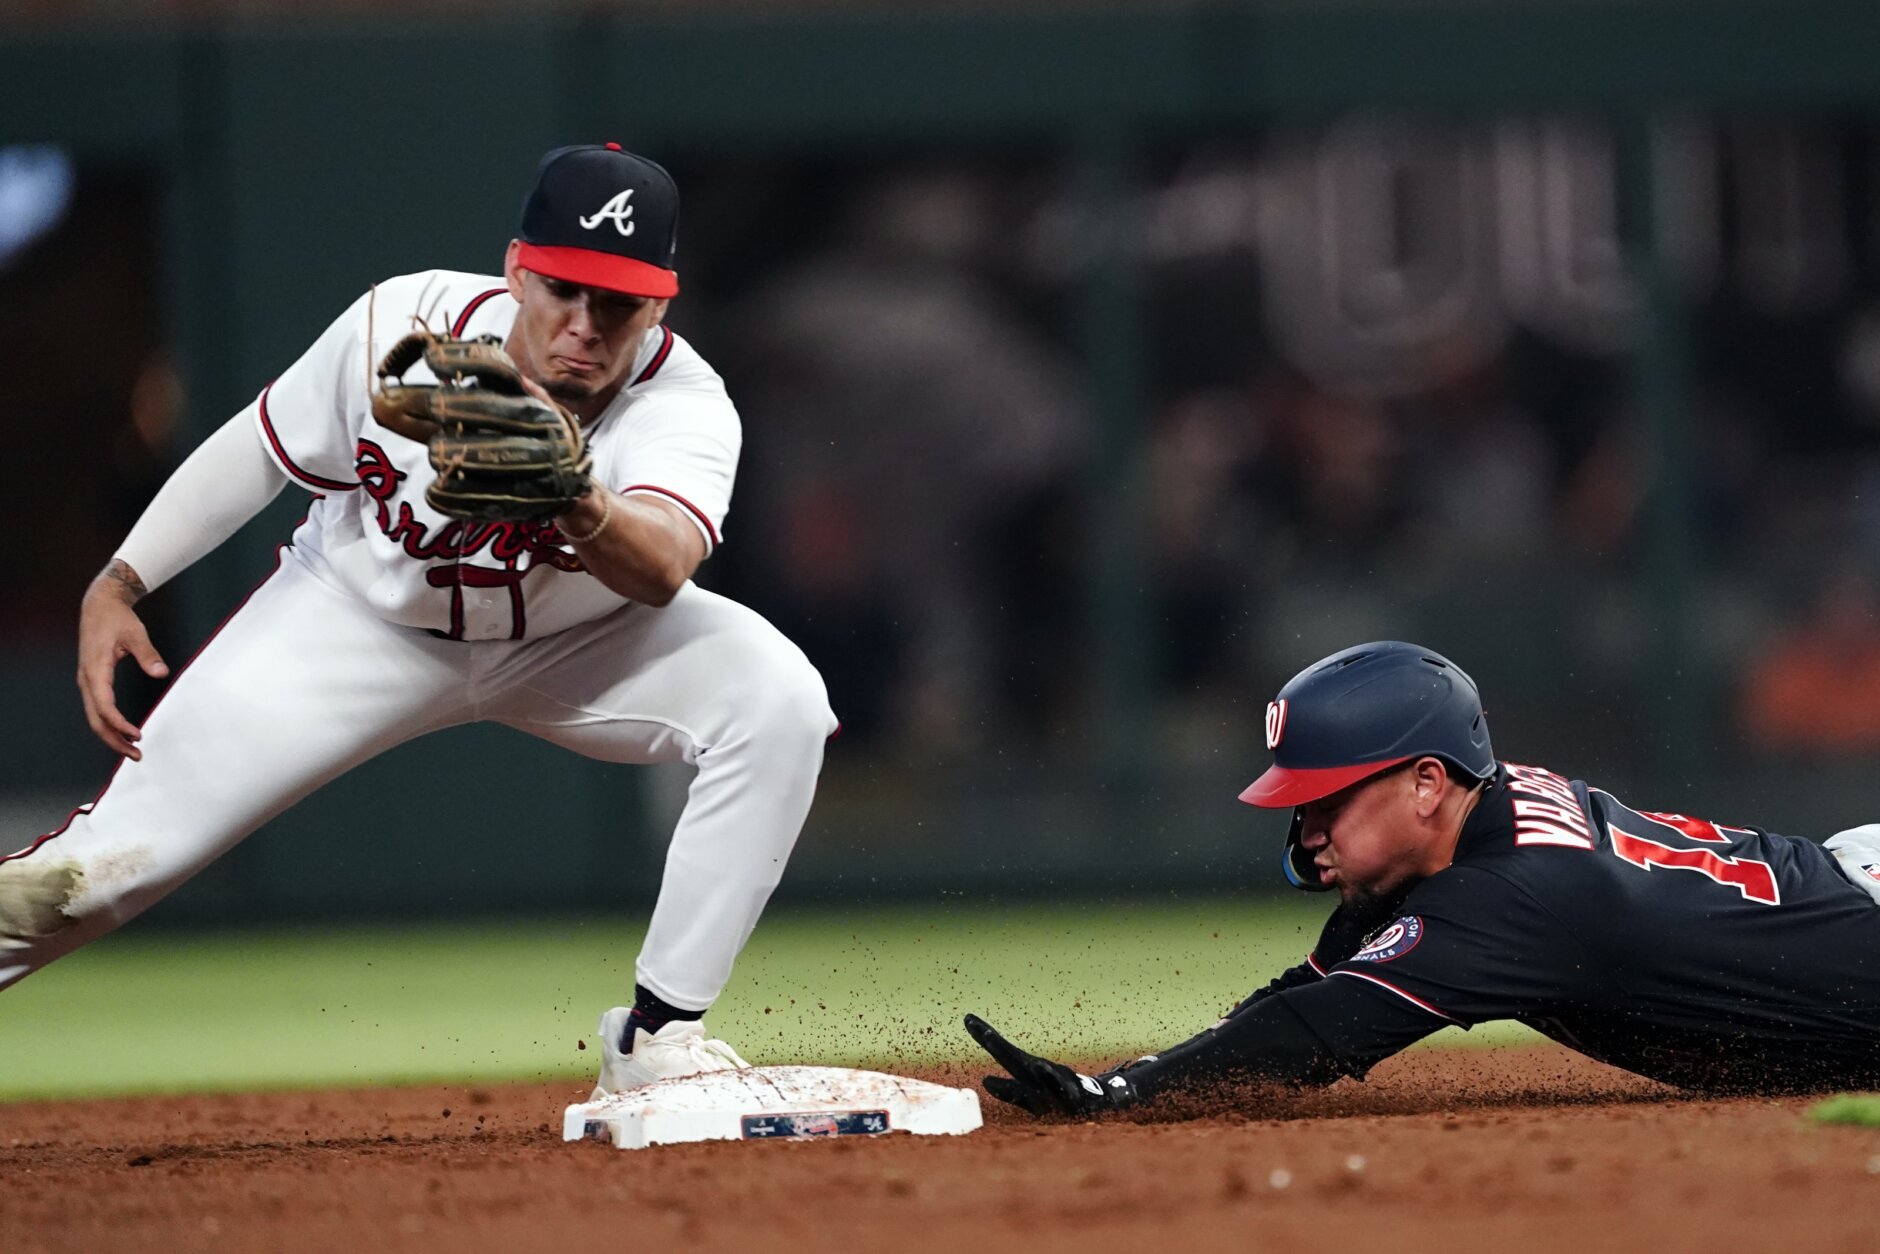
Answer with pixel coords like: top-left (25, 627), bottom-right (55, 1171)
top-left (0, 268), bottom-right (836, 1026)
top-left (1132, 764), bottom-right (1880, 1097)
top-left (261, 270), bottom-right (731, 641)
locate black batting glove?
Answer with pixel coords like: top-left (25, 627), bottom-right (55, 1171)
top-left (963, 1013), bottom-right (1139, 1117)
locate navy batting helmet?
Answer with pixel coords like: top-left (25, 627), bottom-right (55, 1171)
top-left (1241, 641), bottom-right (1495, 810)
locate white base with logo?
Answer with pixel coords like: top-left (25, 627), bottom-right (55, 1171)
top-left (563, 1065), bottom-right (983, 1150)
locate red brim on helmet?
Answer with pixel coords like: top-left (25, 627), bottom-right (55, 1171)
top-left (1238, 757), bottom-right (1412, 808)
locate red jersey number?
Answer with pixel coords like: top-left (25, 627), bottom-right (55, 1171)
top-left (1607, 820), bottom-right (1781, 906)
top-left (1636, 811), bottom-right (1753, 844)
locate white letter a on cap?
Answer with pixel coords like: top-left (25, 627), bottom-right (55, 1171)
top-left (579, 189), bottom-right (637, 236)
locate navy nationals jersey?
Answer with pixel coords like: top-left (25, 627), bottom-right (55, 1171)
top-left (1130, 763), bottom-right (1880, 1096)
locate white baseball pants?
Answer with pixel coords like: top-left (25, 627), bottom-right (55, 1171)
top-left (0, 551), bottom-right (835, 1009)
top-left (1825, 825), bottom-right (1880, 908)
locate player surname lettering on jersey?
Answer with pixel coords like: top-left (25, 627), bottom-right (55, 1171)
top-left (1505, 763), bottom-right (1595, 849)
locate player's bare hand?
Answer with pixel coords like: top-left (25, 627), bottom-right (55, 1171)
top-left (77, 560), bottom-right (169, 760)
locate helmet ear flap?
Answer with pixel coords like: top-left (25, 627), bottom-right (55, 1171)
top-left (1282, 807), bottom-right (1334, 892)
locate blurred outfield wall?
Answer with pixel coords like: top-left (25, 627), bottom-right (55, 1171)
top-left (3, 1), bottom-right (1880, 921)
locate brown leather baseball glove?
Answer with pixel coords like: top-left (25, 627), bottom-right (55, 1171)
top-left (371, 332), bottom-right (593, 523)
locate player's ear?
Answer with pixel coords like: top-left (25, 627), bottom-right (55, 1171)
top-left (1411, 756), bottom-right (1449, 817)
top-left (503, 241), bottom-right (527, 299)
top-left (649, 297), bottom-right (670, 325)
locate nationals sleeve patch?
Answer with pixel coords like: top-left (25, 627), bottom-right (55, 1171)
top-left (1350, 916), bottom-right (1424, 964)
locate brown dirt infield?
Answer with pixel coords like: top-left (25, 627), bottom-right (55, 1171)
top-left (4, 1045), bottom-right (1877, 1254)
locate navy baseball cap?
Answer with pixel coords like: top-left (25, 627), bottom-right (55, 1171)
top-left (516, 143), bottom-right (680, 298)
top-left (1240, 642), bottom-right (1495, 809)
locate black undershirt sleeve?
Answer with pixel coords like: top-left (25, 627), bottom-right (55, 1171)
top-left (1228, 960), bottom-right (1321, 1015)
top-left (1118, 865), bottom-right (1609, 1105)
top-left (1227, 902), bottom-right (1398, 1017)
top-left (1123, 974), bottom-right (1449, 1100)
top-left (1122, 868), bottom-right (1602, 1104)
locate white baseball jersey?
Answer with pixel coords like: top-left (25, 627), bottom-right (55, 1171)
top-left (1, 265), bottom-right (834, 1023)
top-left (247, 269), bottom-right (741, 640)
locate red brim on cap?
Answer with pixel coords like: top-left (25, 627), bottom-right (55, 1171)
top-left (517, 242), bottom-right (680, 298)
top-left (1238, 757), bottom-right (1411, 808)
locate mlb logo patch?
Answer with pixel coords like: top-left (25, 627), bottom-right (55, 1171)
top-left (1862, 864), bottom-right (1880, 884)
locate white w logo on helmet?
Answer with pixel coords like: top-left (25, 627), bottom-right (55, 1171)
top-left (1265, 699), bottom-right (1288, 750)
top-left (579, 189), bottom-right (637, 236)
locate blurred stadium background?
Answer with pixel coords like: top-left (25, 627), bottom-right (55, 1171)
top-left (4, 0), bottom-right (1880, 1092)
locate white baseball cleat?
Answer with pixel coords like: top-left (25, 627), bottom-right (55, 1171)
top-left (590, 1007), bottom-right (752, 1099)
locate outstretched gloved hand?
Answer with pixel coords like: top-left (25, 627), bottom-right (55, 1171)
top-left (964, 1013), bottom-right (1140, 1117)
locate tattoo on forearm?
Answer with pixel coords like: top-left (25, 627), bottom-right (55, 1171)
top-left (101, 559), bottom-right (148, 603)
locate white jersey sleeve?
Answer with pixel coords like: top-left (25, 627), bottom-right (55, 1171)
top-left (246, 289), bottom-right (373, 492)
top-left (114, 412), bottom-right (289, 592)
top-left (592, 330), bottom-right (742, 553)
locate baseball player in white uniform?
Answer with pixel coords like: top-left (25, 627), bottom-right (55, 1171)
top-left (0, 144), bottom-right (836, 1094)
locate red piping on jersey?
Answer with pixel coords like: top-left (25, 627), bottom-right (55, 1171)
top-left (450, 288), bottom-right (506, 337)
top-left (1305, 953), bottom-right (1328, 977)
top-left (258, 384), bottom-right (359, 492)
top-left (632, 325), bottom-right (674, 386)
top-left (2, 547), bottom-right (293, 867)
top-left (621, 484), bottom-right (719, 549)
top-left (1329, 968), bottom-right (1457, 1021)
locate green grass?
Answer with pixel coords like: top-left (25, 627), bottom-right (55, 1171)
top-left (0, 898), bottom-right (1536, 1101)
top-left (1806, 1093), bottom-right (1880, 1126)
